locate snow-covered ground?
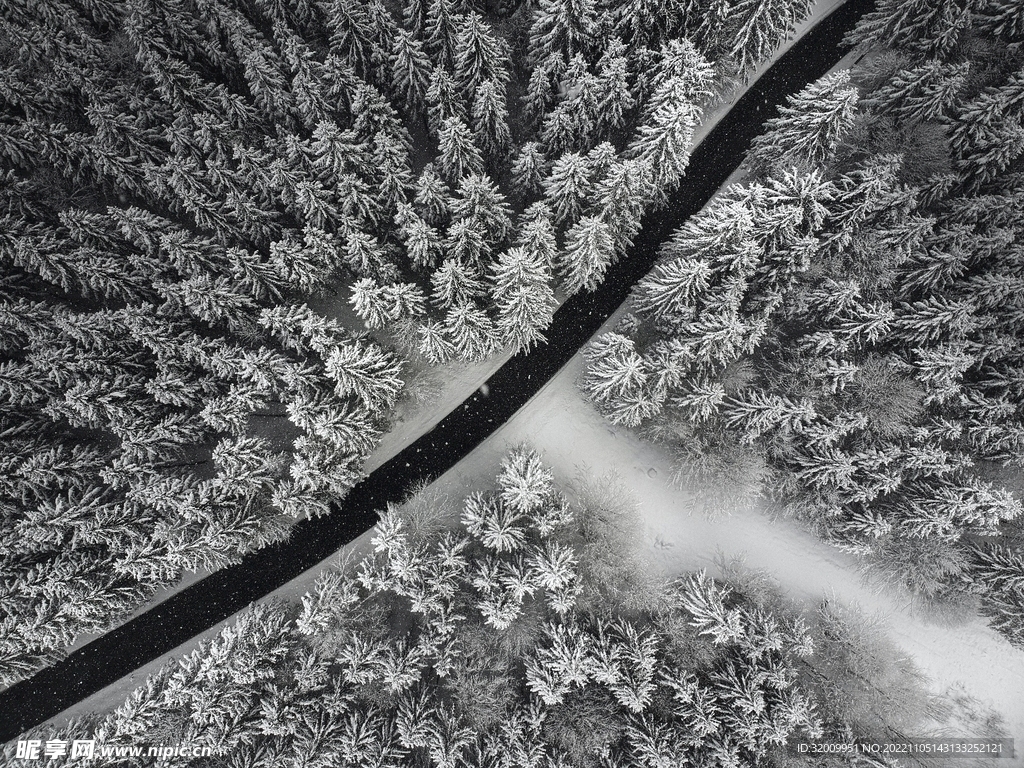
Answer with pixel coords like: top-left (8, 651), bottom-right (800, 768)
top-left (470, 354), bottom-right (1024, 761)
top-left (44, 0), bottom-right (1003, 747)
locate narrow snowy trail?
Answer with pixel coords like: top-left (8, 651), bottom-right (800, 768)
top-left (455, 355), bottom-right (1024, 763)
top-left (1, 0), bottom-right (874, 741)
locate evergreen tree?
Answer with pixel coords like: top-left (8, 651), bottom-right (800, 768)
top-left (594, 40), bottom-right (636, 136)
top-left (424, 0), bottom-right (464, 71)
top-left (559, 216), bottom-right (616, 295)
top-left (723, 0), bottom-right (815, 74)
top-left (391, 28), bottom-right (434, 115)
top-left (436, 116), bottom-right (485, 182)
top-left (416, 320), bottom-right (457, 364)
top-left (413, 164), bottom-right (453, 225)
top-left (402, 0), bottom-right (430, 36)
top-left (490, 246), bottom-right (557, 352)
top-left (452, 12), bottom-right (509, 97)
top-left (510, 142), bottom-right (548, 197)
top-left (325, 0), bottom-right (389, 81)
top-left (580, 333), bottom-right (660, 426)
top-left (543, 152), bottom-right (594, 226)
top-left (625, 78), bottom-right (699, 193)
top-left (516, 203), bottom-right (560, 270)
top-left (443, 218), bottom-right (489, 268)
top-left (522, 54), bottom-right (563, 129)
top-left (425, 67), bottom-right (465, 137)
top-left (845, 0), bottom-right (977, 58)
top-left (975, 0), bottom-right (1024, 44)
top-left (396, 204), bottom-right (442, 270)
top-left (650, 38), bottom-right (719, 106)
top-left (431, 258), bottom-right (487, 310)
top-left (324, 340), bottom-right (405, 411)
top-left (350, 278), bottom-right (427, 330)
top-left (948, 90), bottom-right (1024, 191)
top-left (450, 173), bottom-right (514, 243)
top-left (748, 70), bottom-right (860, 171)
top-left (539, 55), bottom-right (601, 155)
top-left (859, 60), bottom-right (970, 123)
top-left (470, 80), bottom-right (511, 160)
top-left (971, 543), bottom-right (1024, 647)
top-left (527, 0), bottom-right (600, 64)
top-left (595, 158), bottom-right (655, 253)
top-left (442, 302), bottom-right (497, 361)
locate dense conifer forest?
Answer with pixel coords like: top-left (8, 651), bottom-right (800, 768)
top-left (8, 0), bottom-right (1024, 756)
top-left (581, 0), bottom-right (1024, 646)
top-left (16, 450), bottom-right (963, 767)
top-left (0, 0), bottom-right (823, 687)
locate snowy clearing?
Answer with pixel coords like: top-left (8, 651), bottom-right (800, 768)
top-left (459, 351), bottom-right (1024, 763)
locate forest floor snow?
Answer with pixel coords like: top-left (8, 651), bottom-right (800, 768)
top-left (30, 0), bottom-right (963, 745)
top-left (467, 354), bottom-right (1024, 762)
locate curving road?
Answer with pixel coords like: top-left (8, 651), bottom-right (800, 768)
top-left (0, 0), bottom-right (873, 740)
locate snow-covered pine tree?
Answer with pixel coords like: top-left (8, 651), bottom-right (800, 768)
top-left (539, 55), bottom-right (601, 155)
top-left (450, 173), bottom-right (514, 243)
top-left (947, 84), bottom-right (1024, 192)
top-left (396, 202), bottom-right (442, 269)
top-left (974, 0), bottom-right (1024, 44)
top-left (610, 0), bottom-right (686, 47)
top-left (543, 152), bottom-right (594, 227)
top-left (594, 158), bottom-right (655, 253)
top-left (471, 79), bottom-right (511, 160)
top-left (436, 116), bottom-right (485, 182)
top-left (431, 258), bottom-right (487, 310)
top-left (970, 542), bottom-right (1024, 646)
top-left (452, 12), bottom-right (510, 97)
top-left (527, 0), bottom-right (600, 65)
top-left (442, 301), bottom-right (497, 360)
top-left (424, 0), bottom-right (464, 70)
top-left (489, 246), bottom-right (557, 352)
top-left (444, 217), bottom-right (489, 268)
top-left (391, 28), bottom-right (434, 115)
top-left (402, 0), bottom-right (430, 36)
top-left (559, 216), bottom-right (616, 295)
top-left (325, 0), bottom-right (393, 82)
top-left (859, 60), bottom-right (970, 123)
top-left (845, 0), bottom-right (976, 59)
top-left (426, 66), bottom-right (465, 137)
top-left (594, 40), bottom-right (636, 136)
top-left (350, 278), bottom-right (427, 330)
top-left (511, 142), bottom-right (548, 197)
top-left (722, 0), bottom-right (815, 75)
top-left (338, 228), bottom-right (392, 282)
top-left (515, 202), bottom-right (560, 271)
top-left (414, 163), bottom-right (453, 225)
top-left (324, 339), bottom-right (405, 411)
top-left (747, 70), bottom-right (859, 171)
top-left (649, 38), bottom-right (719, 107)
top-left (417, 319), bottom-right (457, 364)
top-left (522, 53), bottom-right (563, 129)
top-left (625, 78), bottom-right (699, 195)
top-left (580, 332), bottom-right (661, 426)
